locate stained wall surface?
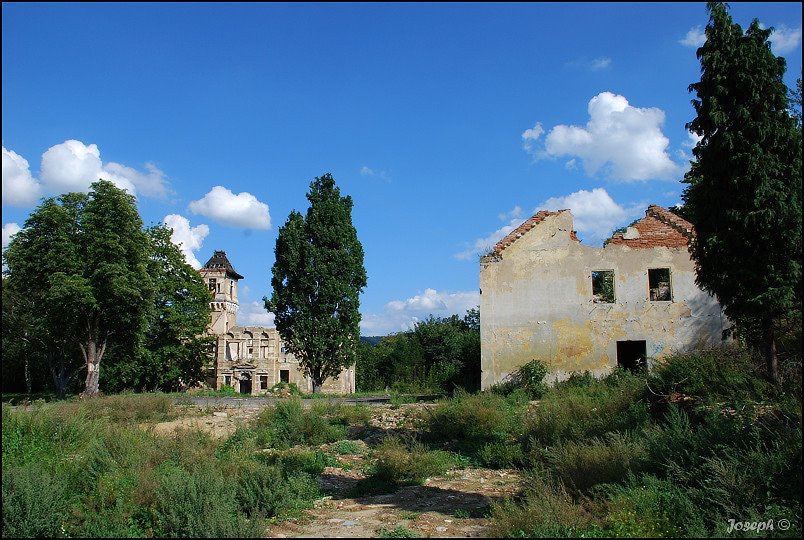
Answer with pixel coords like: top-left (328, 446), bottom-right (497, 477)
top-left (479, 207), bottom-right (728, 389)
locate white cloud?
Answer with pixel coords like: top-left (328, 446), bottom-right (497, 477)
top-left (539, 188), bottom-right (643, 244)
top-left (360, 166), bottom-right (390, 181)
top-left (2, 147), bottom-right (42, 207)
top-left (521, 123), bottom-right (544, 154)
top-left (768, 24), bottom-right (802, 54)
top-left (2, 222), bottom-right (22, 249)
top-left (590, 57), bottom-right (612, 71)
top-left (237, 300), bottom-right (276, 327)
top-left (3, 140), bottom-right (171, 206)
top-left (162, 214), bottom-right (210, 269)
top-left (104, 161), bottom-right (170, 199)
top-left (189, 186), bottom-right (271, 229)
top-left (361, 288), bottom-right (480, 335)
top-left (680, 25), bottom-right (706, 47)
top-left (533, 92), bottom-right (679, 182)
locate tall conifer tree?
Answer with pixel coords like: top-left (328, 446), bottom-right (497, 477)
top-left (683, 3), bottom-right (802, 384)
top-left (266, 173), bottom-right (367, 393)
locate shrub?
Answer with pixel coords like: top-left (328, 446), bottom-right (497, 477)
top-left (524, 368), bottom-right (648, 446)
top-left (598, 474), bottom-right (707, 538)
top-left (477, 441), bottom-right (525, 469)
top-left (329, 440), bottom-right (365, 455)
top-left (253, 398), bottom-right (347, 449)
top-left (424, 390), bottom-right (522, 443)
top-left (488, 472), bottom-right (594, 537)
top-left (649, 348), bottom-right (776, 403)
top-left (235, 461), bottom-right (318, 518)
top-left (546, 432), bottom-right (648, 492)
top-left (2, 464), bottom-right (70, 538)
top-left (154, 463), bottom-right (264, 538)
top-left (354, 437), bottom-right (456, 494)
top-left (259, 448), bottom-right (336, 477)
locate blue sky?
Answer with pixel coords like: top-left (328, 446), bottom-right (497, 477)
top-left (3, 2), bottom-right (801, 335)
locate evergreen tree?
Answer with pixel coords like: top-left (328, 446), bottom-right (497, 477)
top-left (265, 173), bottom-right (367, 393)
top-left (682, 3), bottom-right (802, 384)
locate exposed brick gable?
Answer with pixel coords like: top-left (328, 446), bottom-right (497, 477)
top-left (607, 205), bottom-right (695, 249)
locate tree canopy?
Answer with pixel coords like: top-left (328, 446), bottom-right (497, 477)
top-left (3, 183), bottom-right (216, 397)
top-left (682, 3), bottom-right (802, 383)
top-left (102, 224), bottom-right (213, 392)
top-left (265, 173), bottom-right (367, 393)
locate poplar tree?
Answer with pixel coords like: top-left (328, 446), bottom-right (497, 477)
top-left (265, 173), bottom-right (367, 393)
top-left (682, 3), bottom-right (802, 384)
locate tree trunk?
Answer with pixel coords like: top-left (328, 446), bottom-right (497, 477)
top-left (762, 317), bottom-right (780, 386)
top-left (80, 323), bottom-right (107, 397)
top-left (47, 350), bottom-right (68, 400)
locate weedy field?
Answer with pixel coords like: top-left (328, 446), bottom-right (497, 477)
top-left (3, 348), bottom-right (801, 538)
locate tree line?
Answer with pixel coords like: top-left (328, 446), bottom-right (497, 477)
top-left (2, 180), bottom-right (213, 398)
top-left (355, 308), bottom-right (480, 394)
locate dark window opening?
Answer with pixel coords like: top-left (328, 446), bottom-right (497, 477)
top-left (208, 278), bottom-right (216, 293)
top-left (223, 375), bottom-right (231, 387)
top-left (592, 270), bottom-right (615, 303)
top-left (617, 340), bottom-right (647, 373)
top-left (280, 369), bottom-right (290, 384)
top-left (649, 268), bottom-right (672, 301)
top-left (260, 375), bottom-right (268, 390)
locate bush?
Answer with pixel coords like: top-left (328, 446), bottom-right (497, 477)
top-left (649, 348), bottom-right (776, 403)
top-left (488, 472), bottom-right (593, 537)
top-left (154, 463), bottom-right (264, 538)
top-left (546, 432), bottom-right (647, 492)
top-left (424, 390), bottom-right (522, 443)
top-left (355, 437), bottom-right (456, 494)
top-left (524, 368), bottom-right (648, 446)
top-left (2, 464), bottom-right (70, 538)
top-left (235, 461), bottom-right (318, 518)
top-left (598, 474), bottom-right (707, 538)
top-left (253, 398), bottom-right (347, 449)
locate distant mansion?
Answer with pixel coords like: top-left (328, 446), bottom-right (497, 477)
top-left (480, 205), bottom-right (729, 389)
top-left (199, 251), bottom-right (355, 394)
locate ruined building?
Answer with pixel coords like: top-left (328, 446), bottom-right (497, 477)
top-left (479, 205), bottom-right (728, 389)
top-left (199, 251), bottom-right (355, 394)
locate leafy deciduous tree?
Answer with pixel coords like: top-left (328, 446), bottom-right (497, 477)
top-left (104, 224), bottom-right (213, 392)
top-left (4, 180), bottom-right (154, 397)
top-left (682, 3), bottom-right (802, 384)
top-left (265, 173), bottom-right (367, 393)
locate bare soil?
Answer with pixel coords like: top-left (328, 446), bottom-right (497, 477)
top-left (150, 402), bottom-right (522, 538)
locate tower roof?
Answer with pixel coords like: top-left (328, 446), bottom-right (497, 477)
top-left (201, 250), bottom-right (244, 280)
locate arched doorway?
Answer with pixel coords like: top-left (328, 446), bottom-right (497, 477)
top-left (239, 372), bottom-right (252, 395)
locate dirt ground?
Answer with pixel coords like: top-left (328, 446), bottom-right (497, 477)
top-left (149, 402), bottom-right (522, 538)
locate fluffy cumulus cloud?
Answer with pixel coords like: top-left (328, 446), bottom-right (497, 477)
top-left (768, 24), bottom-right (802, 54)
top-left (680, 25), bottom-right (706, 47)
top-left (2, 222), bottom-right (22, 249)
top-left (2, 147), bottom-right (42, 207)
top-left (162, 214), bottom-right (210, 269)
top-left (361, 288), bottom-right (480, 335)
top-left (539, 188), bottom-right (643, 244)
top-left (189, 186), bottom-right (271, 229)
top-left (2, 140), bottom-right (171, 207)
top-left (531, 92), bottom-right (679, 182)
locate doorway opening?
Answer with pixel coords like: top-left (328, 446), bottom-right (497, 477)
top-left (280, 369), bottom-right (290, 384)
top-left (616, 340), bottom-right (647, 373)
top-left (239, 372), bottom-right (252, 395)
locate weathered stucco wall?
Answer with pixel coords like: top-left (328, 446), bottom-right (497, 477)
top-left (480, 210), bottom-right (726, 389)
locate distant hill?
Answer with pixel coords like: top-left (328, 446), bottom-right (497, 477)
top-left (360, 336), bottom-right (384, 346)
